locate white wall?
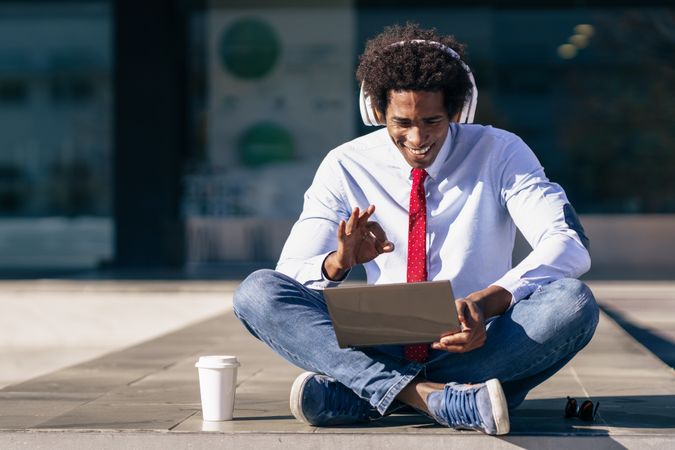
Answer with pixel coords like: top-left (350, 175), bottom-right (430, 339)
top-left (582, 215), bottom-right (675, 278)
top-left (511, 215), bottom-right (675, 279)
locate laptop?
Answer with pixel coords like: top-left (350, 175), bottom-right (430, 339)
top-left (324, 280), bottom-right (460, 348)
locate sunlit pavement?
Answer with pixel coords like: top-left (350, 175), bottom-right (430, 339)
top-left (0, 280), bottom-right (238, 389)
top-left (0, 280), bottom-right (673, 449)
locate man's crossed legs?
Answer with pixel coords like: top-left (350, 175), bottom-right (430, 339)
top-left (233, 270), bottom-right (598, 434)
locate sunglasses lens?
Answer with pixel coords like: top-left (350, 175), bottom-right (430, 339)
top-left (564, 397), bottom-right (578, 418)
top-left (579, 400), bottom-right (595, 421)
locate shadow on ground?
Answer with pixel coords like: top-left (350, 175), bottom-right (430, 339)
top-left (601, 305), bottom-right (675, 368)
top-left (277, 394), bottom-right (675, 434)
top-left (512, 395), bottom-right (675, 432)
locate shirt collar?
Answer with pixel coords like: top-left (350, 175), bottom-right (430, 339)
top-left (385, 126), bottom-right (453, 181)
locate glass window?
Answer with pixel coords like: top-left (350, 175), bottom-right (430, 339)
top-left (186, 3), bottom-right (675, 266)
top-left (185, 1), bottom-right (356, 264)
top-left (357, 6), bottom-right (675, 213)
top-left (0, 2), bottom-right (112, 272)
top-left (0, 78), bottom-right (29, 104)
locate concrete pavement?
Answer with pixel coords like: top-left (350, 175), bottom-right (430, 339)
top-left (0, 280), bottom-right (673, 449)
top-left (0, 280), bottom-right (238, 388)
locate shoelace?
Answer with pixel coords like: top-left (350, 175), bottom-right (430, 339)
top-left (324, 378), bottom-right (370, 419)
top-left (441, 384), bottom-right (481, 427)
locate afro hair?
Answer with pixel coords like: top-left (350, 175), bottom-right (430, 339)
top-left (356, 23), bottom-right (473, 120)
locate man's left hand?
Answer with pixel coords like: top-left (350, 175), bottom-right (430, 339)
top-left (431, 298), bottom-right (486, 353)
top-left (430, 285), bottom-right (512, 353)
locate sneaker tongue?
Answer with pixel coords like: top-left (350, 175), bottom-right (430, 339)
top-left (426, 383), bottom-right (483, 429)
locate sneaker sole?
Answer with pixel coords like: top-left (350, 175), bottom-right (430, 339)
top-left (485, 379), bottom-right (510, 435)
top-left (289, 371), bottom-right (316, 424)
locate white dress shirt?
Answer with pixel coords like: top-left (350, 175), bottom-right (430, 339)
top-left (276, 124), bottom-right (590, 304)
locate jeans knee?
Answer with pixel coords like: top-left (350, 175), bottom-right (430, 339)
top-left (551, 278), bottom-right (599, 338)
top-left (562, 279), bottom-right (597, 316)
top-left (233, 269), bottom-right (280, 317)
top-left (233, 269), bottom-right (289, 339)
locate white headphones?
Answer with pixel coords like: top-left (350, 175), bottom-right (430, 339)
top-left (359, 39), bottom-right (478, 126)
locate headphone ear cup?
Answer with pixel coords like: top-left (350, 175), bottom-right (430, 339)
top-left (359, 83), bottom-right (384, 126)
top-left (460, 72), bottom-right (478, 124)
top-left (359, 72), bottom-right (477, 125)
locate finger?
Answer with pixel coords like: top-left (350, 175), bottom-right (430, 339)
top-left (359, 204), bottom-right (376, 221)
top-left (433, 334), bottom-right (481, 351)
top-left (366, 221), bottom-right (386, 240)
top-left (356, 205), bottom-right (376, 230)
top-left (455, 300), bottom-right (470, 330)
top-left (447, 328), bottom-right (485, 353)
top-left (372, 235), bottom-right (384, 254)
top-left (337, 219), bottom-right (346, 239)
top-left (369, 234), bottom-right (393, 254)
top-left (440, 329), bottom-right (463, 338)
top-left (432, 341), bottom-right (470, 353)
top-left (345, 207), bottom-right (359, 235)
top-left (366, 222), bottom-right (395, 252)
top-left (439, 331), bottom-right (471, 347)
top-left (381, 242), bottom-right (395, 253)
top-left (366, 232), bottom-right (391, 256)
top-left (465, 300), bottom-right (483, 323)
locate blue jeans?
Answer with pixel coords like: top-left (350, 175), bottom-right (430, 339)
top-left (233, 269), bottom-right (599, 415)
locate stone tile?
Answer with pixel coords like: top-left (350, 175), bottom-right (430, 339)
top-left (175, 413), bottom-right (312, 433)
top-left (34, 402), bottom-right (198, 430)
top-left (0, 397), bottom-right (89, 429)
top-left (526, 381), bottom-right (588, 401)
top-left (2, 283), bottom-right (675, 443)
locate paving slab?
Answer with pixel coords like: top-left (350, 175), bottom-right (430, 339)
top-left (0, 280), bottom-right (239, 388)
top-left (0, 282), bottom-right (674, 449)
top-left (590, 281), bottom-right (675, 368)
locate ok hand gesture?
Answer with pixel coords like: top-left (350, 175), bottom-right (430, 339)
top-left (323, 205), bottom-right (394, 280)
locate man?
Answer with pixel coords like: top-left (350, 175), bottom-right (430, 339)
top-left (233, 23), bottom-right (598, 435)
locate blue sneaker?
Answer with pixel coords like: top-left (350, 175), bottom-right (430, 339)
top-left (426, 379), bottom-right (510, 435)
top-left (289, 371), bottom-right (378, 426)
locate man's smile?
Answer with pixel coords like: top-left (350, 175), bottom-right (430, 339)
top-left (404, 143), bottom-right (432, 155)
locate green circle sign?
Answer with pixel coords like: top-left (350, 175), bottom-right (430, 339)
top-left (238, 122), bottom-right (294, 167)
top-left (220, 18), bottom-right (280, 80)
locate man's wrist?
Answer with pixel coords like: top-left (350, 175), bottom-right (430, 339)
top-left (467, 285), bottom-right (512, 318)
top-left (322, 252), bottom-right (350, 281)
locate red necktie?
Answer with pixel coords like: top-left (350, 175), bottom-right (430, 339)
top-left (404, 168), bottom-right (429, 362)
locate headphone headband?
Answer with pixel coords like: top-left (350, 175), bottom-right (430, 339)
top-left (359, 39), bottom-right (478, 126)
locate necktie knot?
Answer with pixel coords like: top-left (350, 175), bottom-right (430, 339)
top-left (412, 168), bottom-right (428, 186)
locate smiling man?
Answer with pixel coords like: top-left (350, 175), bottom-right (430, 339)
top-left (233, 23), bottom-right (598, 435)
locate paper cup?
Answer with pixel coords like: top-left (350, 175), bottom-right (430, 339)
top-left (195, 355), bottom-right (240, 421)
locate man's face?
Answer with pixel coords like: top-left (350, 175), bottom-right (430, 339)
top-left (384, 90), bottom-right (452, 170)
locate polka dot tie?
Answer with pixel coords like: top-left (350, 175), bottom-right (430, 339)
top-left (404, 168), bottom-right (429, 363)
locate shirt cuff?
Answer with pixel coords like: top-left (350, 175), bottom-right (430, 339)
top-left (304, 252), bottom-right (351, 289)
top-left (491, 273), bottom-right (540, 307)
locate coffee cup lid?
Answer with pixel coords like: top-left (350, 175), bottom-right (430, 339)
top-left (195, 355), bottom-right (240, 369)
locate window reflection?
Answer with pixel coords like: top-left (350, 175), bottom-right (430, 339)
top-left (183, 4), bottom-right (672, 264)
top-left (557, 10), bottom-right (675, 213)
top-left (0, 2), bottom-right (112, 270)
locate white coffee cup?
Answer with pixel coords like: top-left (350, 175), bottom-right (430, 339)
top-left (195, 355), bottom-right (240, 421)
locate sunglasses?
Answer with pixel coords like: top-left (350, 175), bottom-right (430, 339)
top-left (564, 396), bottom-right (600, 421)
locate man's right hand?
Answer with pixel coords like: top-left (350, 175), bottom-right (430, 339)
top-left (323, 205), bottom-right (394, 281)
